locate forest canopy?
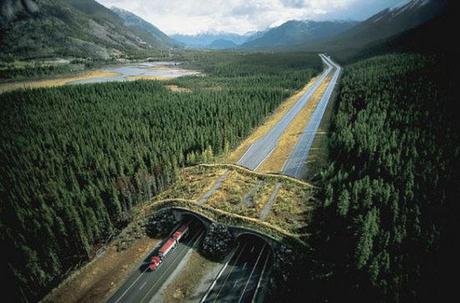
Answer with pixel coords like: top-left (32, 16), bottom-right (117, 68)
top-left (306, 53), bottom-right (458, 302)
top-left (0, 52), bottom-right (321, 302)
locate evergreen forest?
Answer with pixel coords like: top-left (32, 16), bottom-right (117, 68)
top-left (305, 53), bottom-right (458, 302)
top-left (0, 52), bottom-right (321, 301)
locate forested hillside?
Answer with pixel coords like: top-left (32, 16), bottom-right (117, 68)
top-left (241, 20), bottom-right (358, 49)
top-left (305, 54), bottom-right (457, 302)
top-left (0, 0), bottom-right (172, 60)
top-left (111, 7), bottom-right (181, 48)
top-left (0, 52), bottom-right (321, 302)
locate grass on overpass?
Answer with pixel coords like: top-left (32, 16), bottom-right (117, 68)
top-left (146, 164), bottom-right (315, 244)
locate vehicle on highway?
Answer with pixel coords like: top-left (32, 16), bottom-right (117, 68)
top-left (148, 222), bottom-right (190, 271)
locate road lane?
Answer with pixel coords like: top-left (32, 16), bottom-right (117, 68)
top-left (107, 224), bottom-right (204, 303)
top-left (237, 56), bottom-right (333, 170)
top-left (198, 54), bottom-right (339, 303)
top-left (108, 54), bottom-right (340, 303)
top-left (201, 238), bottom-right (271, 303)
top-left (283, 55), bottom-right (341, 178)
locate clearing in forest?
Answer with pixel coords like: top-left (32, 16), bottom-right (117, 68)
top-left (0, 70), bottom-right (120, 93)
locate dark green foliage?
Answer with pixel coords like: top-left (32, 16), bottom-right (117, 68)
top-left (111, 7), bottom-right (180, 48)
top-left (0, 63), bottom-right (79, 80)
top-left (309, 53), bottom-right (458, 302)
top-left (332, 1), bottom-right (455, 65)
top-left (200, 223), bottom-right (234, 260)
top-left (242, 20), bottom-right (358, 49)
top-left (145, 210), bottom-right (178, 238)
top-left (0, 0), bottom-right (171, 61)
top-left (266, 244), bottom-right (304, 303)
top-left (0, 52), bottom-right (320, 302)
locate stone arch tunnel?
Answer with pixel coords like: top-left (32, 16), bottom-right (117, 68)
top-left (169, 207), bottom-right (280, 250)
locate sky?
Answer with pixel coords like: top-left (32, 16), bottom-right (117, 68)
top-left (96, 0), bottom-right (408, 35)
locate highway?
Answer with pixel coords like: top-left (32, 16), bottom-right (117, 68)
top-left (107, 223), bottom-right (204, 303)
top-left (199, 55), bottom-right (342, 303)
top-left (282, 55), bottom-right (341, 178)
top-left (107, 54), bottom-right (341, 303)
top-left (200, 237), bottom-right (272, 303)
top-left (237, 55), bottom-right (334, 170)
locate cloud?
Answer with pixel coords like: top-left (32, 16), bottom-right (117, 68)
top-left (280, 0), bottom-right (305, 8)
top-left (95, 0), bottom-right (404, 35)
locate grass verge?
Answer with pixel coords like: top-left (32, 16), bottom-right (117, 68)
top-left (258, 75), bottom-right (332, 173)
top-left (227, 76), bottom-right (319, 162)
top-left (43, 237), bottom-right (159, 303)
top-left (303, 73), bottom-right (341, 179)
top-left (161, 251), bottom-right (219, 303)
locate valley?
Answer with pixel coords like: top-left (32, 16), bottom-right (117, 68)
top-left (0, 0), bottom-right (456, 303)
top-left (0, 61), bottom-right (198, 93)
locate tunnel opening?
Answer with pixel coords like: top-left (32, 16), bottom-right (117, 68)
top-left (178, 213), bottom-right (209, 232)
top-left (201, 233), bottom-right (273, 303)
top-left (234, 232), bottom-right (275, 253)
top-left (139, 210), bottom-right (208, 273)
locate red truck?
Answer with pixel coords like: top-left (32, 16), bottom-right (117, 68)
top-left (148, 222), bottom-right (190, 271)
top-left (173, 223), bottom-right (189, 242)
top-left (149, 256), bottom-right (161, 271)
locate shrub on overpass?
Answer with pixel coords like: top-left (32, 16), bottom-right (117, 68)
top-left (201, 223), bottom-right (235, 260)
top-left (145, 209), bottom-right (178, 238)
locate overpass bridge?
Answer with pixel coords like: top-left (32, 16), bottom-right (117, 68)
top-left (170, 206), bottom-right (282, 250)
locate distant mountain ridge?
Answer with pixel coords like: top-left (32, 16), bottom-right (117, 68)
top-left (172, 19), bottom-right (360, 50)
top-left (208, 39), bottom-right (238, 49)
top-left (0, 0), bottom-right (176, 60)
top-left (241, 20), bottom-right (359, 49)
top-left (110, 7), bottom-right (180, 48)
top-left (343, 0), bottom-right (456, 62)
top-left (306, 0), bottom-right (448, 52)
top-left (171, 32), bottom-right (255, 49)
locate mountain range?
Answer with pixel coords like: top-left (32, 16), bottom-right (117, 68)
top-left (305, 0), bottom-right (448, 53)
top-left (241, 20), bottom-right (358, 49)
top-left (0, 0), bottom-right (450, 60)
top-left (110, 7), bottom-right (180, 49)
top-left (171, 19), bottom-right (359, 50)
top-left (0, 0), bottom-right (177, 60)
top-left (171, 32), bottom-right (259, 49)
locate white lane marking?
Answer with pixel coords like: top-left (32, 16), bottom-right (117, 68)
top-left (200, 243), bottom-right (247, 303)
top-left (113, 264), bottom-right (149, 303)
top-left (211, 243), bottom-right (248, 303)
top-left (250, 246), bottom-right (254, 253)
top-left (139, 281), bottom-right (147, 290)
top-left (282, 57), bottom-right (341, 178)
top-left (251, 248), bottom-right (271, 303)
top-left (200, 243), bottom-right (246, 303)
top-left (252, 65), bottom-right (331, 171)
top-left (242, 262), bottom-right (247, 270)
top-left (238, 55), bottom-right (332, 169)
top-left (237, 244), bottom-right (267, 303)
top-left (280, 64), bottom-right (335, 174)
top-left (237, 143), bottom-right (256, 165)
top-left (112, 221), bottom-right (183, 303)
top-left (199, 242), bottom-right (242, 303)
top-left (139, 230), bottom-right (204, 303)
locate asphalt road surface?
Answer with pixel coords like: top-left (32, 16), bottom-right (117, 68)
top-left (237, 55), bottom-right (333, 170)
top-left (107, 224), bottom-right (204, 303)
top-left (283, 55), bottom-right (341, 178)
top-left (107, 54), bottom-right (340, 303)
top-left (201, 237), bottom-right (272, 303)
